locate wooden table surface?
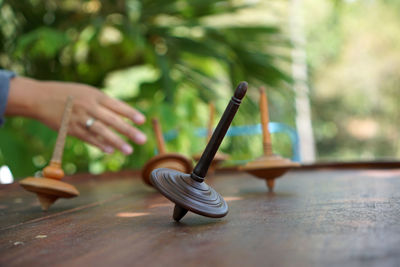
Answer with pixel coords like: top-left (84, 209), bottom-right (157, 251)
top-left (1, 168), bottom-right (400, 267)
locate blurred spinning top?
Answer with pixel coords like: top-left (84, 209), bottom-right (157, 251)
top-left (151, 82), bottom-right (247, 222)
top-left (141, 118), bottom-right (193, 186)
top-left (239, 87), bottom-right (299, 192)
top-left (193, 102), bottom-right (228, 174)
top-left (19, 96), bottom-right (79, 210)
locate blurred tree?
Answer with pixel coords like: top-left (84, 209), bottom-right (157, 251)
top-left (0, 0), bottom-right (294, 178)
top-left (289, 0), bottom-right (316, 163)
top-left (305, 0), bottom-right (400, 161)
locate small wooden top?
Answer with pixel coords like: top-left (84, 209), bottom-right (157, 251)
top-left (51, 96), bottom-right (74, 164)
top-left (240, 155), bottom-right (300, 170)
top-left (240, 155), bottom-right (300, 180)
top-left (19, 177), bottom-right (79, 198)
top-left (152, 118), bottom-right (166, 154)
top-left (141, 153), bottom-right (193, 186)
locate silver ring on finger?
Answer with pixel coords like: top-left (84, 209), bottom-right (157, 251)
top-left (85, 117), bottom-right (96, 130)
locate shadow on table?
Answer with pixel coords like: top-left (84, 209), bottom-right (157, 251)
top-left (171, 217), bottom-right (228, 228)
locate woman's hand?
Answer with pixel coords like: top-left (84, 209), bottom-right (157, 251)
top-left (6, 77), bottom-right (147, 155)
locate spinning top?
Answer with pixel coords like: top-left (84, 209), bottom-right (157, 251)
top-left (193, 102), bottom-right (229, 174)
top-left (19, 97), bottom-right (79, 210)
top-left (141, 118), bottom-right (193, 186)
top-left (240, 87), bottom-right (299, 192)
top-left (151, 82), bottom-right (247, 222)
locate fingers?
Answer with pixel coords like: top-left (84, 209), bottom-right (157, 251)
top-left (101, 97), bottom-right (146, 125)
top-left (86, 119), bottom-right (134, 155)
top-left (74, 126), bottom-right (115, 154)
top-left (93, 106), bottom-right (147, 145)
top-left (68, 89), bottom-right (147, 155)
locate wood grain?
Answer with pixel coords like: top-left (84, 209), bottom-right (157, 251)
top-left (51, 96), bottom-right (74, 164)
top-left (152, 118), bottom-right (166, 154)
top-left (259, 87), bottom-right (273, 156)
top-left (1, 168), bottom-right (400, 266)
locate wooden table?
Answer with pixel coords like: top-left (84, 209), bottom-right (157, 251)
top-left (1, 168), bottom-right (400, 266)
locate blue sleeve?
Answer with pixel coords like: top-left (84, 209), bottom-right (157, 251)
top-left (0, 70), bottom-right (16, 126)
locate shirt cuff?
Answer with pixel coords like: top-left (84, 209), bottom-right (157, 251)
top-left (0, 70), bottom-right (16, 126)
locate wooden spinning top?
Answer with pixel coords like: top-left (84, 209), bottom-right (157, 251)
top-left (151, 82), bottom-right (247, 222)
top-left (19, 97), bottom-right (79, 210)
top-left (239, 87), bottom-right (299, 192)
top-left (193, 102), bottom-right (229, 174)
top-left (141, 118), bottom-right (193, 186)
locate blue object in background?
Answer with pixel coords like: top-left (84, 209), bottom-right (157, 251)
top-left (162, 123), bottom-right (300, 162)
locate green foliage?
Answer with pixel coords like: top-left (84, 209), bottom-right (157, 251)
top-left (0, 0), bottom-right (294, 178)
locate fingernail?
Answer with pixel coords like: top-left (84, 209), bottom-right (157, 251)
top-left (121, 144), bottom-right (133, 155)
top-left (135, 133), bottom-right (147, 144)
top-left (133, 114), bottom-right (145, 124)
top-left (104, 146), bottom-right (114, 154)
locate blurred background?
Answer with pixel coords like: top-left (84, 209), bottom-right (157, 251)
top-left (0, 0), bottom-right (399, 179)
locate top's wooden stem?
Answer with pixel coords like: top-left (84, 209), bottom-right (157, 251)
top-left (43, 96), bottom-right (74, 180)
top-left (260, 87), bottom-right (273, 156)
top-left (51, 96), bottom-right (74, 164)
top-left (152, 118), bottom-right (166, 154)
top-left (207, 102), bottom-right (215, 141)
top-left (191, 82), bottom-right (247, 182)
